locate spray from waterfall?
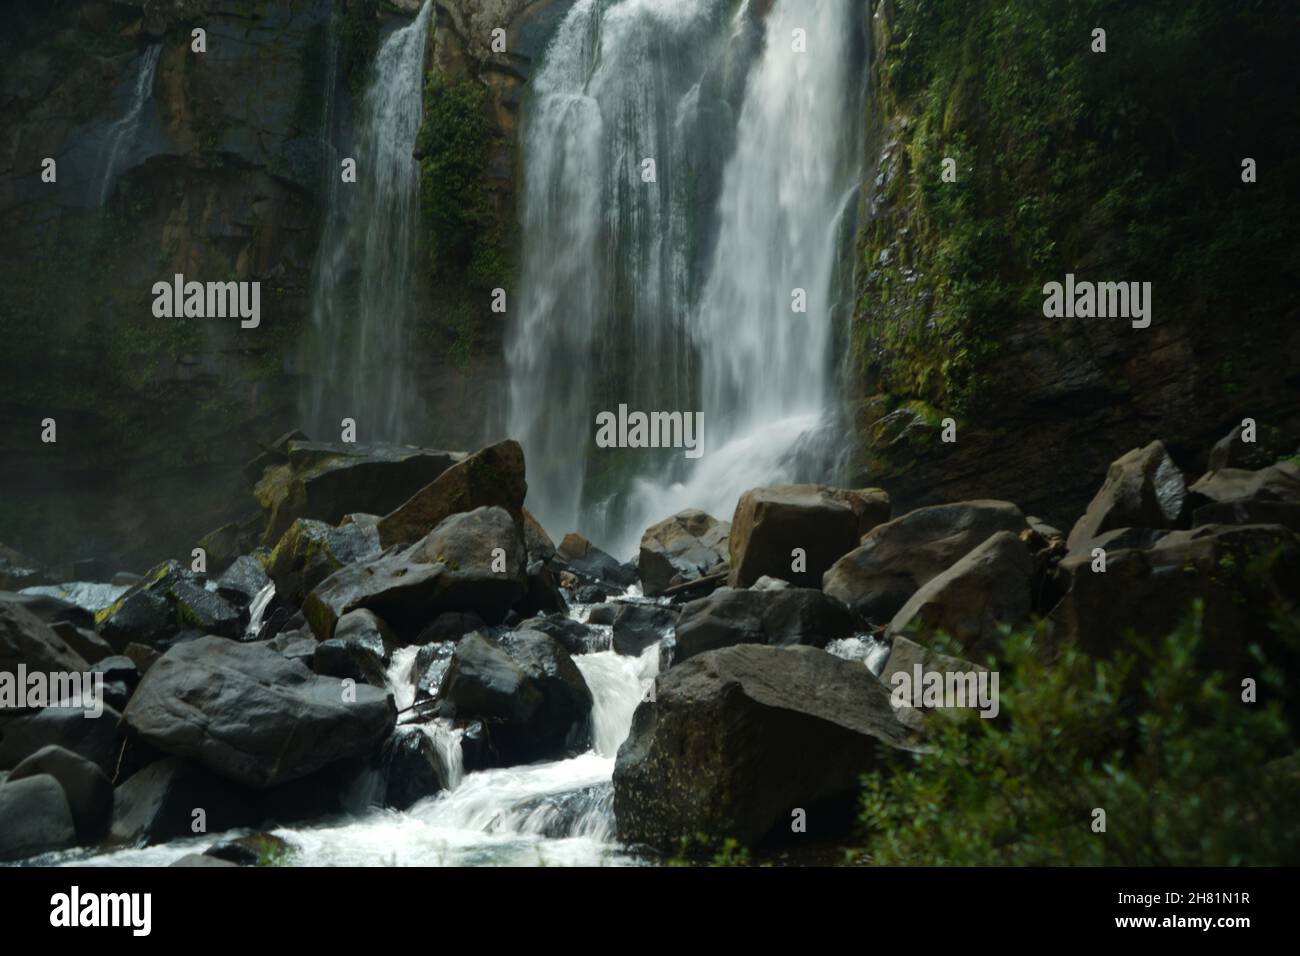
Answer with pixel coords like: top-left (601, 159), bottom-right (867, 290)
top-left (507, 0), bottom-right (864, 554)
top-left (303, 1), bottom-right (433, 441)
top-left (93, 43), bottom-right (162, 207)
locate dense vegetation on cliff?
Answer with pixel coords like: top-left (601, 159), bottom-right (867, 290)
top-left (852, 0), bottom-right (1300, 520)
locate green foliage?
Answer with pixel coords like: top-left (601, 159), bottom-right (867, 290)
top-left (339, 0), bottom-right (380, 99)
top-left (668, 833), bottom-right (753, 867)
top-left (855, 0), bottom-right (1300, 416)
top-left (858, 604), bottom-right (1300, 865)
top-left (252, 836), bottom-right (294, 867)
top-left (416, 74), bottom-right (508, 290)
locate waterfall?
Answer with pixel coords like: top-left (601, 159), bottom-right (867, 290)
top-left (505, 0), bottom-right (744, 546)
top-left (93, 43), bottom-right (162, 207)
top-left (303, 1), bottom-right (433, 440)
top-left (507, 0), bottom-right (864, 554)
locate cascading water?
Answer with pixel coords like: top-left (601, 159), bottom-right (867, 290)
top-left (302, 1), bottom-right (433, 441)
top-left (92, 43), bottom-right (162, 207)
top-left (508, 0), bottom-right (865, 554)
top-left (64, 610), bottom-right (660, 867)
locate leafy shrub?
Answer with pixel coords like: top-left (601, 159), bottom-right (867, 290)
top-left (859, 603), bottom-right (1300, 865)
top-left (416, 74), bottom-right (507, 289)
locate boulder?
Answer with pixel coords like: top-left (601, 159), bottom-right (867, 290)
top-left (215, 554), bottom-right (272, 608)
top-left (613, 645), bottom-right (924, 849)
top-left (823, 500), bottom-right (1030, 621)
top-left (171, 853), bottom-right (239, 867)
top-left (612, 604), bottom-right (678, 657)
top-left (122, 636), bottom-right (395, 789)
top-left (886, 531), bottom-right (1033, 650)
top-left (1192, 499), bottom-right (1300, 532)
top-left (555, 533), bottom-right (638, 588)
top-left (672, 587), bottom-right (855, 664)
top-left (254, 440), bottom-right (463, 547)
top-left (728, 485), bottom-right (890, 589)
top-left (312, 608), bottom-right (397, 687)
top-left (204, 832), bottom-right (297, 866)
top-left (1187, 459), bottom-right (1300, 509)
top-left (303, 506), bottom-right (528, 640)
top-left (516, 562), bottom-right (568, 617)
top-left (1066, 441), bottom-right (1188, 551)
top-left (0, 774), bottom-right (77, 861)
top-left (95, 560), bottom-right (242, 646)
top-left (380, 727), bottom-right (448, 810)
top-left (522, 508), bottom-right (557, 565)
top-left (49, 621), bottom-right (114, 665)
top-left (879, 635), bottom-right (994, 726)
top-left (0, 703), bottom-right (125, 774)
top-left (0, 590), bottom-right (95, 629)
top-left (108, 758), bottom-right (261, 846)
top-left (412, 642), bottom-right (457, 704)
top-left (414, 611), bottom-right (486, 644)
top-left (9, 744), bottom-right (112, 841)
top-left (518, 615), bottom-right (607, 656)
top-left (377, 440), bottom-right (526, 548)
top-left (437, 631), bottom-right (592, 765)
top-left (1207, 422), bottom-right (1292, 472)
top-left (0, 599), bottom-right (91, 675)
top-left (638, 509), bottom-right (730, 597)
top-left (1053, 523), bottom-right (1300, 669)
top-left (266, 518), bottom-right (381, 607)
top-left (195, 522), bottom-right (244, 576)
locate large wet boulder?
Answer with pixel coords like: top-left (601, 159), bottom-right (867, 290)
top-left (302, 506), bottom-right (528, 640)
top-left (518, 614), bottom-right (607, 656)
top-left (312, 608), bottom-right (397, 688)
top-left (215, 554), bottom-right (272, 609)
top-left (94, 560), bottom-right (242, 647)
top-left (254, 440), bottom-right (463, 547)
top-left (122, 636), bottom-right (396, 789)
top-left (0, 599), bottom-right (91, 675)
top-left (886, 531), bottom-right (1033, 651)
top-left (1053, 523), bottom-right (1300, 668)
top-left (823, 500), bottom-right (1029, 622)
top-left (0, 703), bottom-right (125, 775)
top-left (108, 758), bottom-right (262, 846)
top-left (555, 533), bottom-right (638, 588)
top-left (8, 744), bottom-right (112, 841)
top-left (672, 587), bottom-right (854, 664)
top-left (0, 774), bottom-right (77, 861)
top-left (1206, 421), bottom-right (1293, 472)
top-left (377, 440), bottom-right (527, 548)
top-left (728, 485), bottom-right (891, 589)
top-left (379, 727), bottom-right (449, 810)
top-left (638, 510), bottom-right (730, 597)
top-left (1187, 459), bottom-right (1300, 508)
top-left (522, 508), bottom-right (557, 565)
top-left (436, 630), bottom-right (592, 766)
top-left (1066, 441), bottom-right (1188, 551)
top-left (266, 518), bottom-right (381, 607)
top-left (613, 644), bottom-right (924, 849)
top-left (612, 604), bottom-right (678, 657)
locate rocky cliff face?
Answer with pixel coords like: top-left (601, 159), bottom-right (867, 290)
top-left (846, 0), bottom-right (1300, 526)
top-left (0, 0), bottom-right (559, 572)
top-left (1, 0), bottom-right (337, 570)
